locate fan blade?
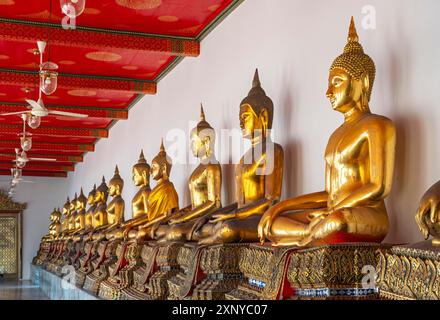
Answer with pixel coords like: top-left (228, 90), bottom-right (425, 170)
top-left (49, 110), bottom-right (88, 118)
top-left (25, 99), bottom-right (42, 109)
top-left (28, 157), bottom-right (56, 162)
top-left (41, 61), bottom-right (58, 70)
top-left (0, 111), bottom-right (28, 116)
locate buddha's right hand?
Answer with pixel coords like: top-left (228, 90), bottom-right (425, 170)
top-left (258, 206), bottom-right (278, 244)
top-left (123, 226), bottom-right (132, 240)
top-left (415, 200), bottom-right (433, 239)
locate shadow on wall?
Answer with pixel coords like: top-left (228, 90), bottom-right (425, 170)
top-left (278, 71), bottom-right (303, 199)
top-left (387, 113), bottom-right (427, 244)
top-left (383, 14), bottom-right (426, 244)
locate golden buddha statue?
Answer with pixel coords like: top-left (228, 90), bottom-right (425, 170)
top-left (133, 140), bottom-right (179, 241)
top-left (258, 17), bottom-right (396, 247)
top-left (195, 69), bottom-right (284, 245)
top-left (86, 177), bottom-right (109, 241)
top-left (73, 189), bottom-right (87, 234)
top-left (69, 194), bottom-right (77, 233)
top-left (73, 185), bottom-right (97, 242)
top-left (42, 208), bottom-right (62, 241)
top-left (100, 165), bottom-right (126, 239)
top-left (416, 181), bottom-right (440, 246)
top-left (49, 208), bottom-right (62, 239)
top-left (161, 105), bottom-right (222, 242)
top-left (60, 197), bottom-right (71, 237)
top-left (106, 151), bottom-right (151, 241)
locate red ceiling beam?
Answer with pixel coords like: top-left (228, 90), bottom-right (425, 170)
top-left (0, 153), bottom-right (83, 162)
top-left (0, 103), bottom-right (128, 120)
top-left (0, 20), bottom-right (200, 57)
top-left (0, 70), bottom-right (156, 95)
top-left (0, 140), bottom-right (94, 152)
top-left (0, 124), bottom-right (108, 138)
top-left (0, 169), bottom-right (67, 178)
top-left (0, 162), bottom-right (74, 172)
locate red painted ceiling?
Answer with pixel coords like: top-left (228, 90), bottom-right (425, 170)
top-left (0, 0), bottom-right (241, 177)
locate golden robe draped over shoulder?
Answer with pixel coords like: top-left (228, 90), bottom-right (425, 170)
top-left (147, 180), bottom-right (179, 221)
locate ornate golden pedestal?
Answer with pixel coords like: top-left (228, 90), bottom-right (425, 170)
top-left (33, 242), bottom-right (52, 266)
top-left (377, 241), bottom-right (440, 300)
top-left (191, 244), bottom-right (244, 300)
top-left (121, 243), bottom-right (181, 300)
top-left (226, 244), bottom-right (295, 300)
top-left (46, 241), bottom-right (68, 274)
top-left (83, 240), bottom-right (120, 294)
top-left (227, 243), bottom-right (388, 300)
top-left (167, 243), bottom-right (206, 300)
top-left (287, 243), bottom-right (388, 300)
top-left (75, 241), bottom-right (99, 287)
top-left (98, 242), bottom-right (137, 300)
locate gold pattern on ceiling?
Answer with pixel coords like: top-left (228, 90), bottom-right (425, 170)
top-left (115, 0), bottom-right (162, 10)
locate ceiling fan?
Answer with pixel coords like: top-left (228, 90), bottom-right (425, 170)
top-left (12, 148), bottom-right (56, 169)
top-left (0, 41), bottom-right (88, 127)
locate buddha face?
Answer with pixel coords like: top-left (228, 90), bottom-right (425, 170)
top-left (191, 130), bottom-right (213, 159)
top-left (76, 199), bottom-right (85, 211)
top-left (132, 167), bottom-right (148, 187)
top-left (326, 68), bottom-right (364, 113)
top-left (239, 104), bottom-right (266, 139)
top-left (62, 205), bottom-right (69, 216)
top-left (109, 183), bottom-right (121, 197)
top-left (70, 201), bottom-right (76, 212)
top-left (87, 193), bottom-right (95, 205)
top-left (94, 190), bottom-right (104, 203)
top-left (151, 161), bottom-right (161, 181)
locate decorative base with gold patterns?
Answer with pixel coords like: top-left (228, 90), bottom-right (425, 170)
top-left (168, 243), bottom-right (244, 300)
top-left (83, 240), bottom-right (121, 295)
top-left (377, 241), bottom-right (440, 300)
top-left (227, 243), bottom-right (389, 300)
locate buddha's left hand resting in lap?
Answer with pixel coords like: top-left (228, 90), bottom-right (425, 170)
top-left (258, 17), bottom-right (396, 247)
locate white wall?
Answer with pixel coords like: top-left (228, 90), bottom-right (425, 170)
top-left (11, 178), bottom-right (68, 280)
top-left (59, 0), bottom-right (440, 254)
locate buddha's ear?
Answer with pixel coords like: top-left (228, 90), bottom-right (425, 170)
top-left (361, 72), bottom-right (370, 95)
top-left (260, 108), bottom-right (269, 134)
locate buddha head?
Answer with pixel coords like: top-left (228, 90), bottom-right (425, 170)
top-left (62, 197), bottom-right (71, 216)
top-left (327, 17), bottom-right (376, 114)
top-left (49, 208), bottom-right (57, 222)
top-left (95, 176), bottom-right (109, 203)
top-left (190, 104), bottom-right (215, 161)
top-left (133, 150), bottom-right (150, 187)
top-left (151, 139), bottom-right (172, 181)
top-left (240, 69), bottom-right (274, 141)
top-left (87, 184), bottom-right (97, 206)
top-left (109, 165), bottom-right (124, 197)
top-left (70, 193), bottom-right (77, 212)
top-left (53, 208), bottom-right (61, 223)
top-left (76, 188), bottom-right (87, 211)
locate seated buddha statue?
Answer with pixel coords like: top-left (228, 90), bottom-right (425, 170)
top-left (72, 189), bottom-right (87, 235)
top-left (64, 193), bottom-right (79, 239)
top-left (59, 197), bottom-right (71, 239)
top-left (84, 177), bottom-right (109, 241)
top-left (98, 165), bottom-right (126, 239)
top-left (90, 170), bottom-right (125, 241)
top-left (73, 185), bottom-right (97, 242)
top-left (40, 208), bottom-right (62, 242)
top-left (416, 181), bottom-right (440, 246)
top-left (195, 69), bottom-right (284, 245)
top-left (132, 140), bottom-right (179, 241)
top-left (159, 106), bottom-right (222, 242)
top-left (258, 17), bottom-right (396, 247)
top-left (106, 151), bottom-right (151, 241)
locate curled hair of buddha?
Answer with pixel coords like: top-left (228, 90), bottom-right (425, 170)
top-left (88, 184), bottom-right (96, 198)
top-left (152, 139), bottom-right (172, 177)
top-left (133, 149), bottom-right (150, 174)
top-left (97, 176), bottom-right (109, 199)
top-left (109, 165), bottom-right (124, 189)
top-left (330, 17), bottom-right (376, 101)
top-left (77, 188), bottom-right (87, 206)
top-left (240, 68), bottom-right (274, 129)
top-left (191, 103), bottom-right (215, 145)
